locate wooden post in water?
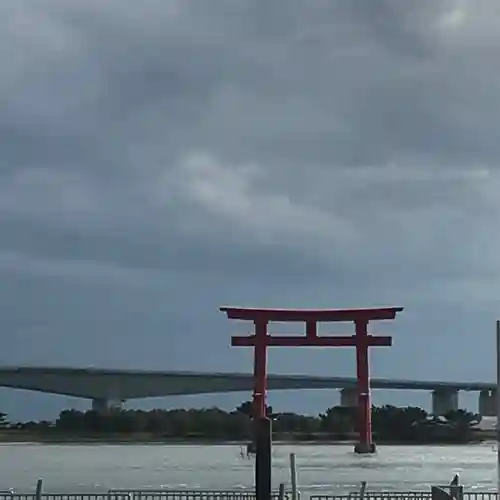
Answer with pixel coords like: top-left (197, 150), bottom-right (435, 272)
top-left (289, 453), bottom-right (297, 500)
top-left (255, 417), bottom-right (272, 500)
top-left (35, 479), bottom-right (43, 500)
top-left (359, 481), bottom-right (367, 500)
top-left (278, 483), bottom-right (285, 500)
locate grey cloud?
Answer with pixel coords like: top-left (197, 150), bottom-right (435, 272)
top-left (2, 0), bottom-right (498, 177)
top-left (1, 1), bottom-right (500, 420)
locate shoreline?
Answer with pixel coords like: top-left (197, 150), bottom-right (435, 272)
top-left (0, 433), bottom-right (491, 446)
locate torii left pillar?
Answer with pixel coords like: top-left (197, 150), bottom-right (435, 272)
top-left (220, 306), bottom-right (403, 465)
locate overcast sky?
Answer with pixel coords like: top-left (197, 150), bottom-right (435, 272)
top-left (1, 0), bottom-right (500, 419)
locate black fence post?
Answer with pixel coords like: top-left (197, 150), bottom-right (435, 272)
top-left (255, 417), bottom-right (272, 500)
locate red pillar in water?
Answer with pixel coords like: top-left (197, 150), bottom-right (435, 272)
top-left (355, 319), bottom-right (373, 454)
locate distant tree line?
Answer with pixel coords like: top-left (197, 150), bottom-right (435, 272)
top-left (0, 403), bottom-right (483, 444)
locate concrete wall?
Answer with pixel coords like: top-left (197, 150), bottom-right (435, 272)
top-left (340, 388), bottom-right (357, 407)
top-left (479, 389), bottom-right (497, 417)
top-left (432, 389), bottom-right (459, 415)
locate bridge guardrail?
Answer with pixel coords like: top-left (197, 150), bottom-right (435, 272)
top-left (109, 490), bottom-right (292, 500)
top-left (0, 491), bottom-right (497, 500)
top-left (0, 493), bottom-right (292, 500)
top-left (310, 492), bottom-right (498, 500)
top-left (311, 493), bottom-right (432, 500)
top-left (0, 495), bottom-right (133, 500)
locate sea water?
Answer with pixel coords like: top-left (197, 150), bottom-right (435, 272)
top-left (1, 443), bottom-right (497, 494)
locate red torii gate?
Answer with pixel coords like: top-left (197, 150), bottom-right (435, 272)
top-left (220, 305), bottom-right (403, 454)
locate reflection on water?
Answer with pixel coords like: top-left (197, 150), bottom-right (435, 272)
top-left (0, 443), bottom-right (497, 494)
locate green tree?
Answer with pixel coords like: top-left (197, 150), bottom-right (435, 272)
top-left (444, 409), bottom-right (480, 426)
top-left (35, 403), bottom-right (485, 444)
top-left (372, 405), bottom-right (427, 440)
top-left (56, 409), bottom-right (84, 432)
top-left (442, 409), bottom-right (481, 442)
top-left (274, 412), bottom-right (320, 438)
top-left (236, 400), bottom-right (273, 418)
top-left (320, 406), bottom-right (355, 435)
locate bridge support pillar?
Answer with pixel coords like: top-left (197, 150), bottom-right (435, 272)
top-left (340, 388), bottom-right (357, 407)
top-left (91, 398), bottom-right (124, 413)
top-left (479, 389), bottom-right (497, 417)
top-left (432, 389), bottom-right (459, 416)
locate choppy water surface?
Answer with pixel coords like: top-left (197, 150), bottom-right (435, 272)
top-left (1, 443), bottom-right (497, 494)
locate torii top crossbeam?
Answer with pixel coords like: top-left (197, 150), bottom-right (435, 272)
top-left (220, 306), bottom-right (403, 322)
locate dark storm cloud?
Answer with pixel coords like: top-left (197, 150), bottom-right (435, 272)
top-left (1, 0), bottom-right (500, 420)
top-left (2, 0), bottom-right (498, 178)
top-left (1, 0), bottom-right (498, 281)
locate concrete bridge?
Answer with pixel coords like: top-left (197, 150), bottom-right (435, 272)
top-left (0, 366), bottom-right (495, 416)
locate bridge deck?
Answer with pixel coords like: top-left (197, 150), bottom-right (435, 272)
top-left (0, 366), bottom-right (493, 399)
